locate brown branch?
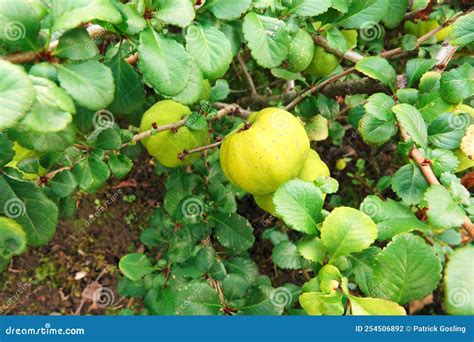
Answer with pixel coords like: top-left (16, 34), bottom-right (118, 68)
top-left (2, 25), bottom-right (108, 64)
top-left (237, 53), bottom-right (258, 95)
top-left (313, 36), bottom-right (363, 63)
top-left (178, 140), bottom-right (223, 160)
top-left (285, 67), bottom-right (355, 110)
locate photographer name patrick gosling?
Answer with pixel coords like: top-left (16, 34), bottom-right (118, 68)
top-left (412, 325), bottom-right (466, 334)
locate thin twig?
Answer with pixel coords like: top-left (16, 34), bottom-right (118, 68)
top-left (179, 140), bottom-right (223, 159)
top-left (237, 53), bottom-right (258, 95)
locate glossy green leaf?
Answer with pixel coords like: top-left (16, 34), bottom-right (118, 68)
top-left (155, 0), bottom-right (195, 28)
top-left (369, 233), bottom-right (441, 304)
top-left (356, 57), bottom-right (396, 91)
top-left (207, 0), bottom-right (252, 20)
top-left (274, 180), bottom-right (324, 235)
top-left (0, 174), bottom-right (58, 246)
top-left (243, 12), bottom-right (290, 68)
top-left (0, 60), bottom-right (35, 130)
top-left (138, 28), bottom-right (190, 96)
top-left (119, 253), bottom-right (154, 281)
top-left (321, 207), bottom-right (377, 262)
top-left (444, 246), bottom-right (474, 315)
top-left (186, 25), bottom-right (233, 80)
top-left (392, 103), bottom-right (428, 147)
top-left (57, 61), bottom-right (114, 111)
top-left (212, 213), bottom-right (255, 251)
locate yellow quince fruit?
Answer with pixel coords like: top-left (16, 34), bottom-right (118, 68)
top-left (140, 100), bottom-right (209, 167)
top-left (220, 107), bottom-right (310, 195)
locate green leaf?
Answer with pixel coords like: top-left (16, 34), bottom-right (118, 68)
top-left (271, 68), bottom-right (305, 82)
top-left (274, 180), bottom-right (324, 235)
top-left (119, 253), bottom-right (154, 281)
top-left (321, 207), bottom-right (377, 262)
top-left (21, 76), bottom-right (75, 133)
top-left (114, 2), bottom-right (146, 36)
top-left (287, 0), bottom-right (331, 17)
top-left (0, 0), bottom-right (46, 50)
top-left (186, 25), bottom-right (233, 80)
top-left (138, 28), bottom-right (190, 96)
top-left (428, 113), bottom-right (469, 150)
top-left (444, 246), bottom-right (474, 315)
top-left (359, 93), bottom-right (397, 145)
top-left (212, 213), bottom-right (255, 251)
top-left (57, 61), bottom-right (114, 111)
top-left (73, 156), bottom-right (110, 193)
top-left (145, 288), bottom-right (175, 314)
top-left (424, 148), bottom-right (459, 177)
top-left (360, 196), bottom-right (427, 240)
top-left (424, 185), bottom-right (465, 229)
top-left (0, 216), bottom-right (27, 258)
top-left (405, 58), bottom-right (438, 87)
top-left (392, 103), bottom-right (428, 147)
top-left (336, 0), bottom-right (389, 29)
top-left (50, 170), bottom-right (78, 198)
top-left (355, 57), bottom-right (396, 91)
top-left (108, 154), bottom-right (133, 179)
top-left (96, 128), bottom-right (121, 150)
top-left (305, 115), bottom-right (329, 142)
top-left (382, 0), bottom-right (408, 29)
top-left (207, 0), bottom-right (252, 20)
top-left (172, 61), bottom-right (204, 105)
top-left (348, 295), bottom-right (406, 315)
top-left (299, 291), bottom-right (344, 315)
top-left (0, 174), bottom-right (58, 246)
top-left (369, 233), bottom-right (441, 304)
top-left (222, 274), bottom-right (250, 300)
top-left (440, 64), bottom-right (474, 104)
top-left (155, 0), bottom-right (195, 28)
top-left (450, 12), bottom-right (474, 46)
top-left (225, 257), bottom-right (259, 283)
top-left (53, 27), bottom-right (99, 60)
top-left (243, 12), bottom-right (290, 68)
top-left (326, 27), bottom-right (347, 52)
top-left (349, 247), bottom-right (380, 294)
top-left (391, 163), bottom-right (429, 205)
top-left (105, 54), bottom-right (145, 116)
top-left (175, 282), bottom-right (221, 315)
top-left (209, 79), bottom-right (230, 102)
top-left (0, 133), bottom-right (14, 168)
top-left (0, 60), bottom-right (35, 130)
top-left (272, 241), bottom-right (302, 269)
top-left (297, 237), bottom-right (326, 263)
top-left (195, 247), bottom-right (216, 273)
top-left (51, 0), bottom-right (122, 32)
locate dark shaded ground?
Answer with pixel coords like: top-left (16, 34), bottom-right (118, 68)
top-left (0, 131), bottom-right (443, 315)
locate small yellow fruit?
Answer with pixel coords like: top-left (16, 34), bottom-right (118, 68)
top-left (220, 107), bottom-right (310, 195)
top-left (304, 45), bottom-right (339, 77)
top-left (336, 158), bottom-right (347, 171)
top-left (140, 100), bottom-right (209, 167)
top-left (297, 149), bottom-right (330, 181)
top-left (254, 149), bottom-right (330, 214)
